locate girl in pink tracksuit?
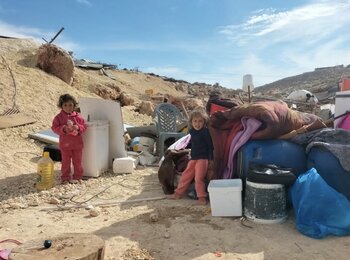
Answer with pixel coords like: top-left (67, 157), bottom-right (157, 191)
top-left (51, 94), bottom-right (87, 184)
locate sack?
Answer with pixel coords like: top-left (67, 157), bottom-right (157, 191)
top-left (247, 164), bottom-right (296, 186)
top-left (0, 239), bottom-right (22, 260)
top-left (158, 149), bottom-right (190, 194)
top-left (307, 147), bottom-right (350, 201)
top-left (290, 168), bottom-right (350, 239)
top-left (0, 249), bottom-right (11, 260)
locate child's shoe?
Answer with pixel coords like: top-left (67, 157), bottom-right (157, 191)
top-left (61, 180), bottom-right (70, 185)
top-left (69, 179), bottom-right (82, 184)
top-left (173, 193), bottom-right (182, 199)
top-left (196, 197), bottom-right (207, 205)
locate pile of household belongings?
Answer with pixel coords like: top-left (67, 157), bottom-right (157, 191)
top-left (207, 100), bottom-right (328, 180)
top-left (159, 99), bottom-right (350, 239)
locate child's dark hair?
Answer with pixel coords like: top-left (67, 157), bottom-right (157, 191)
top-left (57, 94), bottom-right (78, 108)
top-left (188, 108), bottom-right (208, 129)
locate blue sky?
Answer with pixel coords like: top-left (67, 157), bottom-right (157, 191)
top-left (1, 0), bottom-right (350, 89)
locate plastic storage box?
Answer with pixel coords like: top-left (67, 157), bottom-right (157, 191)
top-left (208, 179), bottom-right (242, 217)
top-left (113, 157), bottom-right (134, 174)
top-left (82, 120), bottom-right (109, 177)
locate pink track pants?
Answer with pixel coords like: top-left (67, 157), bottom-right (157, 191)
top-left (60, 148), bottom-right (83, 181)
top-left (175, 159), bottom-right (208, 198)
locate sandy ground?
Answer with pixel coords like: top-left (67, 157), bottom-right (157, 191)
top-left (0, 38), bottom-right (350, 259)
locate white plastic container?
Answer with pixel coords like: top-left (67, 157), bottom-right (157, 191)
top-left (127, 151), bottom-right (140, 168)
top-left (139, 136), bottom-right (155, 153)
top-left (112, 157), bottom-right (134, 174)
top-left (208, 179), bottom-right (242, 217)
top-left (335, 90), bottom-right (350, 127)
top-left (82, 120), bottom-right (109, 177)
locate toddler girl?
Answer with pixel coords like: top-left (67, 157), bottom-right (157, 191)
top-left (173, 109), bottom-right (213, 205)
top-left (51, 94), bottom-right (87, 184)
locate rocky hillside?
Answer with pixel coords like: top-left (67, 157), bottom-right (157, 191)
top-left (254, 65), bottom-right (350, 102)
top-left (1, 37), bottom-right (346, 123)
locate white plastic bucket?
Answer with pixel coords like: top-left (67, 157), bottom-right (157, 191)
top-left (82, 120), bottom-right (109, 177)
top-left (244, 181), bottom-right (287, 224)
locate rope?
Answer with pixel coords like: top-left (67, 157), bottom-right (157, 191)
top-left (1, 54), bottom-right (18, 111)
top-left (0, 239), bottom-right (22, 245)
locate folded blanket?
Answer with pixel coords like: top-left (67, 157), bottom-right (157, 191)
top-left (291, 128), bottom-right (350, 172)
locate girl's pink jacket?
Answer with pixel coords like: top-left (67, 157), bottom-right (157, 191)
top-left (51, 110), bottom-right (87, 150)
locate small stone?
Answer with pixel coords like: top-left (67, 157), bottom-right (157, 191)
top-left (28, 199), bottom-right (40, 207)
top-left (164, 232), bottom-right (170, 239)
top-left (49, 197), bottom-right (60, 204)
top-left (89, 208), bottom-right (100, 217)
top-left (84, 204), bottom-right (94, 210)
top-left (56, 244), bottom-right (64, 251)
top-left (9, 203), bottom-right (22, 209)
top-left (149, 212), bottom-right (159, 222)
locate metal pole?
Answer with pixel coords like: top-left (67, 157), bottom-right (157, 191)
top-left (248, 85), bottom-right (251, 103)
top-left (49, 27), bottom-right (65, 44)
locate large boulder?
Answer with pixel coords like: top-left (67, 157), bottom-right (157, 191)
top-left (138, 101), bottom-right (154, 116)
top-left (119, 92), bottom-right (134, 106)
top-left (37, 44), bottom-right (74, 84)
top-left (94, 83), bottom-right (120, 100)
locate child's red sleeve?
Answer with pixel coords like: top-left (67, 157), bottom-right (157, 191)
top-left (51, 115), bottom-right (66, 135)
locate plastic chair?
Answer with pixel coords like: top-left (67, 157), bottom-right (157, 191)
top-left (155, 103), bottom-right (186, 159)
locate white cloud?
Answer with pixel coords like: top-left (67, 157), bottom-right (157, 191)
top-left (0, 21), bottom-right (44, 39)
top-left (219, 1), bottom-right (350, 46)
top-left (282, 37), bottom-right (350, 69)
top-left (76, 0), bottom-right (92, 6)
top-left (0, 21), bottom-right (81, 52)
top-left (215, 0), bottom-right (350, 87)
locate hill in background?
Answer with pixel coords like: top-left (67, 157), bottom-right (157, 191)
top-left (254, 65), bottom-right (349, 103)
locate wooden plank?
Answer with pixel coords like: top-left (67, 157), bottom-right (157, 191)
top-left (0, 114), bottom-right (36, 129)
